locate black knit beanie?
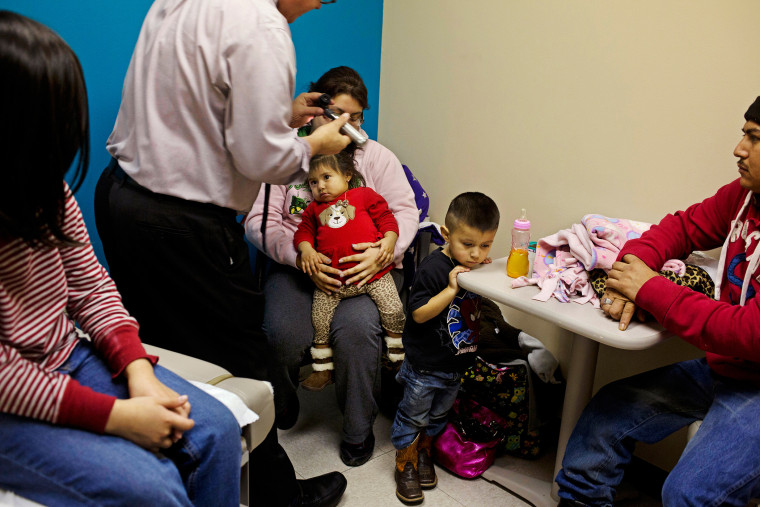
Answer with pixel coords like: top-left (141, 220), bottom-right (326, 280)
top-left (745, 96), bottom-right (760, 124)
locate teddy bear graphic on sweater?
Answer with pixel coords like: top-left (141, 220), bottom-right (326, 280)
top-left (318, 200), bottom-right (355, 229)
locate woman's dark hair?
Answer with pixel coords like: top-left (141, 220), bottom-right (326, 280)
top-left (309, 152), bottom-right (365, 189)
top-left (0, 10), bottom-right (90, 247)
top-left (308, 66), bottom-right (369, 160)
top-left (309, 66), bottom-right (369, 111)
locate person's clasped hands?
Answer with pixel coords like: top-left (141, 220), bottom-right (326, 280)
top-left (105, 358), bottom-right (194, 453)
top-left (340, 243), bottom-right (387, 288)
top-left (600, 254), bottom-right (657, 330)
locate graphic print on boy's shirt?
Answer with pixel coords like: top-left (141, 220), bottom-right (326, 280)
top-left (445, 291), bottom-right (481, 355)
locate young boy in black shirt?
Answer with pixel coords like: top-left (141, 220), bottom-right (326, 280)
top-left (391, 192), bottom-right (500, 504)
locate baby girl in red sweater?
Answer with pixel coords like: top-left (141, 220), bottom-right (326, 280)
top-left (294, 152), bottom-right (405, 390)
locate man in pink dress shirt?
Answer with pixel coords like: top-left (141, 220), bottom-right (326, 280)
top-left (95, 1), bottom-right (350, 505)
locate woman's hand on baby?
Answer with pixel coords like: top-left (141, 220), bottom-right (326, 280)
top-left (311, 268), bottom-right (342, 294)
top-left (297, 251), bottom-right (342, 294)
top-left (105, 396), bottom-right (195, 452)
top-left (339, 243), bottom-right (383, 287)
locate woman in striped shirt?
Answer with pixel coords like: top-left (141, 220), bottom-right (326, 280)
top-left (0, 11), bottom-right (240, 505)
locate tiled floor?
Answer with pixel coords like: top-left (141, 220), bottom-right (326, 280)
top-left (279, 380), bottom-right (666, 507)
top-left (278, 384), bottom-right (532, 507)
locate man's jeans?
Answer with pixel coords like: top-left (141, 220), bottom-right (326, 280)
top-left (0, 340), bottom-right (241, 506)
top-left (390, 360), bottom-right (461, 449)
top-left (556, 358), bottom-right (760, 507)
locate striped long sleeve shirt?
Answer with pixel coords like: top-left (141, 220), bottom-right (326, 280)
top-left (0, 185), bottom-right (155, 433)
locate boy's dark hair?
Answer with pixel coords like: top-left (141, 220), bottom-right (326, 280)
top-left (0, 10), bottom-right (90, 247)
top-left (444, 192), bottom-right (500, 232)
top-left (309, 152), bottom-right (365, 189)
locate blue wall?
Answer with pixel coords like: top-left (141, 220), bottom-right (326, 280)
top-left (0, 0), bottom-right (383, 265)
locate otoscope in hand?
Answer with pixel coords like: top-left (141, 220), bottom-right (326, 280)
top-left (318, 93), bottom-right (368, 146)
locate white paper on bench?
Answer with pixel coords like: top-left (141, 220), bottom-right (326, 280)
top-left (189, 381), bottom-right (259, 427)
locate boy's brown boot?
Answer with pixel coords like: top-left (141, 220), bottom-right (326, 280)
top-left (395, 435), bottom-right (423, 504)
top-left (416, 433), bottom-right (437, 489)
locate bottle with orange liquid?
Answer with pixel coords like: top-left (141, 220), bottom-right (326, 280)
top-left (506, 209), bottom-right (531, 278)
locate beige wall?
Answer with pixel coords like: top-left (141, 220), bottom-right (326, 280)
top-left (379, 1), bottom-right (760, 471)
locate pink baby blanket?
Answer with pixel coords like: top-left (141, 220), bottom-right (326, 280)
top-left (512, 215), bottom-right (684, 307)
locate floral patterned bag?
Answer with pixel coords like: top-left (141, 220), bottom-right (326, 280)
top-left (459, 356), bottom-right (542, 458)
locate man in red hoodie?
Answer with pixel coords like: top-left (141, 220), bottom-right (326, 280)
top-left (556, 96), bottom-right (760, 506)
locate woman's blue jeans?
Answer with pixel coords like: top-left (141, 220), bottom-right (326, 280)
top-left (0, 340), bottom-right (241, 506)
top-left (556, 358), bottom-right (760, 507)
top-left (390, 360), bottom-right (461, 449)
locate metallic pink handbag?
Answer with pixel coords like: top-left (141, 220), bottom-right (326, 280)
top-left (432, 398), bottom-right (507, 478)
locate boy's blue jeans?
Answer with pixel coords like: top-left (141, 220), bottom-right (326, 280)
top-left (556, 358), bottom-right (760, 507)
top-left (0, 340), bottom-right (241, 506)
top-left (390, 359), bottom-right (461, 449)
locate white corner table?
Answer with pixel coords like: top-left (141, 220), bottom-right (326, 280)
top-left (457, 257), bottom-right (672, 506)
